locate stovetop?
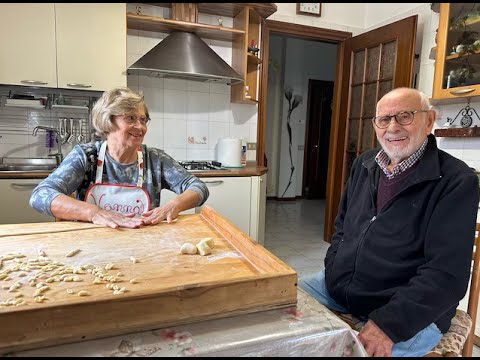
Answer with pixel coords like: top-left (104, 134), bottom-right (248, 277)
top-left (179, 160), bottom-right (230, 172)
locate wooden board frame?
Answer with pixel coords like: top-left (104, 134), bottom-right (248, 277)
top-left (0, 206), bottom-right (297, 354)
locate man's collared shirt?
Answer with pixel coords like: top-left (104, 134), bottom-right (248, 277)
top-left (375, 137), bottom-right (428, 179)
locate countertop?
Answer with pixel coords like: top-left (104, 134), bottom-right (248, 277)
top-left (0, 163), bottom-right (267, 179)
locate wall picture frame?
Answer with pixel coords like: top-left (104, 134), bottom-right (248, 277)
top-left (296, 3), bottom-right (321, 17)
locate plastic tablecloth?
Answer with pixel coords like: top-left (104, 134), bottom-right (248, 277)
top-left (8, 288), bottom-right (368, 357)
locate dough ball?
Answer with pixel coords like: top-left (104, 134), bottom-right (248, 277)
top-left (180, 242), bottom-right (197, 255)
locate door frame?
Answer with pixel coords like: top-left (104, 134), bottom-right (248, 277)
top-left (257, 20), bottom-right (351, 168)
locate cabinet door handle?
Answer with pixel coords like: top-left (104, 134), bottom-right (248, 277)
top-left (204, 180), bottom-right (224, 185)
top-left (21, 80), bottom-right (48, 85)
top-left (449, 89), bottom-right (475, 95)
top-left (11, 183), bottom-right (38, 188)
top-left (66, 83), bottom-right (92, 88)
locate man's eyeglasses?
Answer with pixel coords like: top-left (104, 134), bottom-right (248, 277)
top-left (372, 110), bottom-right (429, 129)
top-left (121, 115), bottom-right (150, 127)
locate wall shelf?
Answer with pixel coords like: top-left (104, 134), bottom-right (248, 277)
top-left (434, 126), bottom-right (480, 137)
top-left (127, 13), bottom-right (245, 41)
top-left (145, 3), bottom-right (277, 19)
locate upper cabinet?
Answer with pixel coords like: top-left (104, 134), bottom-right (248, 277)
top-left (126, 3), bottom-right (276, 104)
top-left (0, 4), bottom-right (57, 88)
top-left (231, 6), bottom-right (262, 104)
top-left (433, 3), bottom-right (480, 100)
top-left (0, 3), bottom-right (126, 91)
top-left (55, 4), bottom-right (127, 91)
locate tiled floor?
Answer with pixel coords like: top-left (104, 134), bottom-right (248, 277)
top-left (263, 198), bottom-right (480, 357)
top-left (264, 198), bottom-right (328, 280)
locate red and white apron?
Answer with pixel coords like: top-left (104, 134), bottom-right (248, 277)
top-left (84, 142), bottom-right (150, 215)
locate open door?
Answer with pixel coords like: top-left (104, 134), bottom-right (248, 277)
top-left (324, 16), bottom-right (417, 242)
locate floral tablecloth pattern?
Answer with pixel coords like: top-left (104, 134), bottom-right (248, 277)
top-left (9, 288), bottom-right (367, 357)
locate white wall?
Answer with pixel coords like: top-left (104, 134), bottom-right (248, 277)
top-left (126, 4), bottom-right (257, 162)
top-left (269, 3), bottom-right (365, 35)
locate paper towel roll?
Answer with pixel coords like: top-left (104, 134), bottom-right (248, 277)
top-left (217, 138), bottom-right (242, 167)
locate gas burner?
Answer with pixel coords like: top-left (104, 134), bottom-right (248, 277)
top-left (179, 160), bottom-right (230, 172)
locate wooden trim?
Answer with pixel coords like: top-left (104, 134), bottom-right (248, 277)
top-left (324, 43), bottom-right (347, 243)
top-left (256, 19), bottom-right (351, 166)
top-left (434, 127), bottom-right (480, 137)
top-left (171, 3), bottom-right (198, 22)
top-left (126, 13), bottom-right (245, 42)
top-left (265, 20), bottom-right (351, 42)
top-left (146, 3), bottom-right (278, 19)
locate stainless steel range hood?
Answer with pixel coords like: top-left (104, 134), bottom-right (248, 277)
top-left (127, 32), bottom-right (243, 85)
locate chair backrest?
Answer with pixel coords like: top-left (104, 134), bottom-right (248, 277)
top-left (463, 223), bottom-right (480, 357)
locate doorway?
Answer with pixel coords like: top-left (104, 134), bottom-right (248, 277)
top-left (303, 79), bottom-right (334, 199)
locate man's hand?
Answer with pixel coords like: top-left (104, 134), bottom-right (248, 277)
top-left (357, 320), bottom-right (394, 357)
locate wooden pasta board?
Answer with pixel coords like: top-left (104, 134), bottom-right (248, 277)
top-left (0, 206), bottom-right (297, 354)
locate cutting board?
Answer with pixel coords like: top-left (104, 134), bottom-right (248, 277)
top-left (0, 206), bottom-right (297, 354)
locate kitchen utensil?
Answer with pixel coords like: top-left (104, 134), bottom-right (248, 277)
top-left (77, 120), bottom-right (85, 143)
top-left (67, 118), bottom-right (74, 143)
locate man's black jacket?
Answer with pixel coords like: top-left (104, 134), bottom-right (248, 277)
top-left (325, 134), bottom-right (479, 343)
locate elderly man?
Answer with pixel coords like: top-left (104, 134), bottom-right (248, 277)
top-left (300, 87), bottom-right (479, 357)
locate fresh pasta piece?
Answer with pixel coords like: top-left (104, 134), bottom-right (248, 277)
top-left (180, 242), bottom-right (197, 255)
top-left (196, 242), bottom-right (212, 256)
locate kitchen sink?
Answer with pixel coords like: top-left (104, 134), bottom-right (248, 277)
top-left (0, 158), bottom-right (58, 173)
top-left (0, 164), bottom-right (57, 172)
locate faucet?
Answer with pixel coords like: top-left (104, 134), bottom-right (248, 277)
top-left (32, 126), bottom-right (63, 165)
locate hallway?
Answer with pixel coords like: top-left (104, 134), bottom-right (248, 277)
top-left (264, 198), bottom-right (329, 280)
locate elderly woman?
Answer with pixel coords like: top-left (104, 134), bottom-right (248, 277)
top-left (30, 87), bottom-right (209, 229)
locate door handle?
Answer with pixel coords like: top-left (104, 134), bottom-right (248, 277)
top-left (204, 180), bottom-right (224, 186)
top-left (66, 83), bottom-right (92, 88)
top-left (21, 80), bottom-right (48, 85)
top-left (449, 89), bottom-right (475, 95)
top-left (11, 183), bottom-right (38, 188)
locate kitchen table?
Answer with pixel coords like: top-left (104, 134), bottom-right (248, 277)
top-left (8, 287), bottom-right (367, 357)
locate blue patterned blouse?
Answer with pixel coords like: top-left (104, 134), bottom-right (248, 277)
top-left (30, 141), bottom-right (209, 217)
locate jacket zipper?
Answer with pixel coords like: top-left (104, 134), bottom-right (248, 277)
top-left (345, 214), bottom-right (376, 309)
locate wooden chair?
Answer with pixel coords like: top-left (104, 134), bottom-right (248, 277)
top-left (335, 223), bottom-right (480, 357)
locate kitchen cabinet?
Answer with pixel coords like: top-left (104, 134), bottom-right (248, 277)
top-left (197, 177), bottom-right (251, 238)
top-left (194, 175), bottom-right (266, 244)
top-left (231, 6), bottom-right (262, 104)
top-left (0, 4), bottom-right (57, 88)
top-left (0, 179), bottom-right (53, 224)
top-left (432, 3), bottom-right (480, 100)
top-left (126, 3), bottom-right (273, 104)
top-left (55, 4), bottom-right (126, 91)
top-left (0, 3), bottom-right (126, 91)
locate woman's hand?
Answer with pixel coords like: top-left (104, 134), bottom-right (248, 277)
top-left (91, 208), bottom-right (145, 229)
top-left (141, 201), bottom-right (180, 225)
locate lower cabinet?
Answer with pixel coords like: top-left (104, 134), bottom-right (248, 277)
top-left (0, 179), bottom-right (54, 224)
top-left (196, 175), bottom-right (266, 244)
top-left (160, 175), bottom-right (267, 244)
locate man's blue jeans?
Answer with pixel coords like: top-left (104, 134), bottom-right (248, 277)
top-left (299, 271), bottom-right (443, 357)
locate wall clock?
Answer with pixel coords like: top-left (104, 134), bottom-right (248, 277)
top-left (296, 3), bottom-right (322, 17)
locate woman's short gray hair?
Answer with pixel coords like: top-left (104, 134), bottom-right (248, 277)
top-left (91, 87), bottom-right (150, 138)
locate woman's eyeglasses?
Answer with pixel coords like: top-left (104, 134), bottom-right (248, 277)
top-left (121, 115), bottom-right (150, 127)
top-left (372, 110), bottom-right (428, 129)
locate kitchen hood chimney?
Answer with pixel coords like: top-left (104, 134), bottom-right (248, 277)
top-left (127, 31), bottom-right (244, 85)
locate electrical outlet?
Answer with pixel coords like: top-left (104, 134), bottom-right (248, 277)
top-left (247, 142), bottom-right (256, 150)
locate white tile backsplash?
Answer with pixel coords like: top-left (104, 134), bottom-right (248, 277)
top-left (163, 118), bottom-right (186, 148)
